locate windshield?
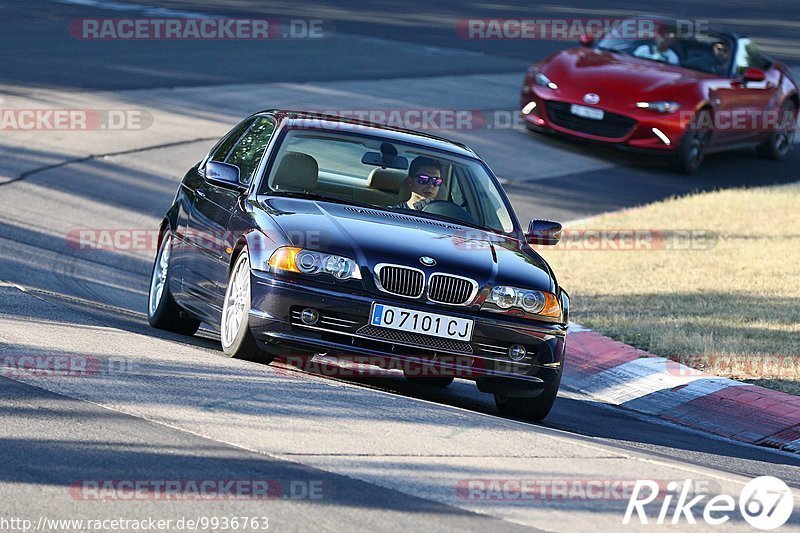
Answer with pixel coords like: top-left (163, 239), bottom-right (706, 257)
top-left (597, 19), bottom-right (735, 76)
top-left (260, 129), bottom-right (517, 233)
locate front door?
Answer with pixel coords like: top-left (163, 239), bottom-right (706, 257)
top-left (182, 115), bottom-right (276, 326)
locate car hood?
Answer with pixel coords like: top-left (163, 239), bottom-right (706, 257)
top-left (261, 198), bottom-right (555, 293)
top-left (539, 48), bottom-right (710, 106)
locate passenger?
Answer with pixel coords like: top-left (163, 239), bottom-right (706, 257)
top-left (392, 156), bottom-right (443, 210)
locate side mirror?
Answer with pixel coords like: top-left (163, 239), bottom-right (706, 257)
top-left (205, 160), bottom-right (243, 190)
top-left (579, 34), bottom-right (594, 47)
top-left (743, 67), bottom-right (766, 83)
top-left (526, 219), bottom-right (562, 246)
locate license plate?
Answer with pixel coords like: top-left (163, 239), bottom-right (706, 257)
top-left (370, 303), bottom-right (474, 342)
top-left (570, 104), bottom-right (604, 120)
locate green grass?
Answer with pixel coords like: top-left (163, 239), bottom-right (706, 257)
top-left (540, 183), bottom-right (800, 395)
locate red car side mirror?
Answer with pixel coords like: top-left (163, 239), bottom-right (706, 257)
top-left (579, 34), bottom-right (594, 47)
top-left (743, 67), bottom-right (766, 83)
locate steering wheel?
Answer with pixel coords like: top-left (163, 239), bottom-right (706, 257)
top-left (421, 200), bottom-right (478, 226)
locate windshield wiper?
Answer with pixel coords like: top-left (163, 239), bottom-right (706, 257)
top-left (392, 207), bottom-right (496, 234)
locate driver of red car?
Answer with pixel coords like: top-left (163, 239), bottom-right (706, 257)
top-left (633, 29), bottom-right (680, 65)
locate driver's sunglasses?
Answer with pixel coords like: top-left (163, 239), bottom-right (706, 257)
top-left (414, 174), bottom-right (443, 186)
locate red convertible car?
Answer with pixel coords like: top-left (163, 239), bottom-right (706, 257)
top-left (520, 18), bottom-right (799, 172)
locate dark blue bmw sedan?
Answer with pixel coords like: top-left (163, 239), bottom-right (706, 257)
top-left (148, 110), bottom-right (569, 420)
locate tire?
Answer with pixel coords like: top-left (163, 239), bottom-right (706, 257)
top-left (494, 370), bottom-right (562, 422)
top-left (757, 100), bottom-right (797, 160)
top-left (220, 249), bottom-right (273, 363)
top-left (672, 112), bottom-right (712, 174)
top-left (148, 232), bottom-right (200, 335)
top-left (403, 371), bottom-right (455, 388)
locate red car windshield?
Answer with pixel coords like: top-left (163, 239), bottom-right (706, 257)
top-left (597, 19), bottom-right (736, 76)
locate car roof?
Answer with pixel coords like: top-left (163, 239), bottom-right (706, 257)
top-left (251, 109), bottom-right (480, 160)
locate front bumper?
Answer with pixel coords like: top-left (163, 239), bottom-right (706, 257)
top-left (520, 89), bottom-right (688, 152)
top-left (248, 271), bottom-right (566, 393)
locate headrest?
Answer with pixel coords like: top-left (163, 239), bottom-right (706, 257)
top-left (272, 151), bottom-right (318, 192)
top-left (367, 168), bottom-right (406, 194)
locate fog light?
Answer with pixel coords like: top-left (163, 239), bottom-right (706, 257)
top-left (300, 308), bottom-right (319, 325)
top-left (508, 344), bottom-right (527, 361)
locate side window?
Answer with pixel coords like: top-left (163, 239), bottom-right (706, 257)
top-left (225, 117), bottom-right (276, 185)
top-left (210, 118), bottom-right (255, 163)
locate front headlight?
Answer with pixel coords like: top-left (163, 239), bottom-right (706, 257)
top-left (636, 101), bottom-right (681, 113)
top-left (490, 286), bottom-right (517, 309)
top-left (535, 72), bottom-right (558, 90)
top-left (484, 286), bottom-right (561, 319)
top-left (268, 246), bottom-right (362, 280)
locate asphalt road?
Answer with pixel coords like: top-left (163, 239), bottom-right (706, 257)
top-left (1, 0), bottom-right (799, 530)
top-left (6, 0), bottom-right (800, 90)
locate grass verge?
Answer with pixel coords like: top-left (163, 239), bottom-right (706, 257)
top-left (539, 183), bottom-right (800, 395)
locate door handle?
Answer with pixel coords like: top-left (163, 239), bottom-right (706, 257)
top-left (196, 190), bottom-right (206, 198)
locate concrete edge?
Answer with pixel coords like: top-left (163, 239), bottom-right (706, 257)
top-left (564, 323), bottom-right (800, 453)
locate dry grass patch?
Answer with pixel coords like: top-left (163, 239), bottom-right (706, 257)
top-left (540, 183), bottom-right (800, 395)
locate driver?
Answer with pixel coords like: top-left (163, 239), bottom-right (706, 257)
top-left (392, 156), bottom-right (443, 210)
top-left (633, 29), bottom-right (679, 65)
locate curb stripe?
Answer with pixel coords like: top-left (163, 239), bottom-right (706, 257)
top-left (564, 331), bottom-right (643, 379)
top-left (622, 377), bottom-right (745, 416)
top-left (564, 323), bottom-right (800, 453)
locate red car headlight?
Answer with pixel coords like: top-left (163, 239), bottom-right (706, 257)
top-left (636, 101), bottom-right (682, 113)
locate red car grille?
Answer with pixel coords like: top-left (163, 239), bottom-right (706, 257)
top-left (545, 100), bottom-right (636, 139)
